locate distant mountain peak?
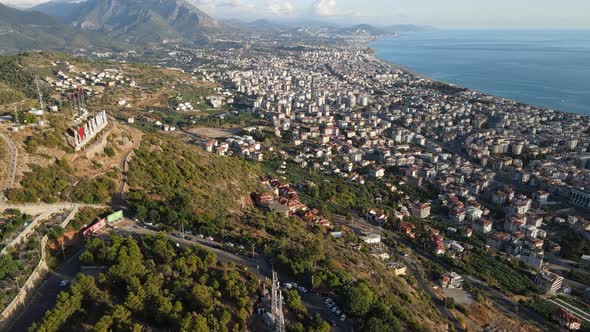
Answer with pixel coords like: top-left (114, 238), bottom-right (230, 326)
top-left (34, 0), bottom-right (218, 44)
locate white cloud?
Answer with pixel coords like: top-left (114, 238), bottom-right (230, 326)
top-left (3, 0), bottom-right (46, 8)
top-left (313, 0), bottom-right (337, 16)
top-left (267, 0), bottom-right (293, 16)
top-left (192, 0), bottom-right (242, 9)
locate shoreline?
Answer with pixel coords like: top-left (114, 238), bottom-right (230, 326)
top-left (365, 36), bottom-right (588, 117)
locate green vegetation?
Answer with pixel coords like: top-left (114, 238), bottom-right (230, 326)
top-left (0, 209), bottom-right (31, 244)
top-left (103, 146), bottom-right (115, 157)
top-left (8, 159), bottom-right (71, 203)
top-left (67, 207), bottom-right (105, 231)
top-left (251, 210), bottom-right (439, 331)
top-left (24, 116), bottom-right (74, 152)
top-left (29, 274), bottom-right (99, 332)
top-left (559, 232), bottom-right (590, 260)
top-left (31, 234), bottom-right (257, 332)
top-left (446, 250), bottom-right (537, 295)
top-left (261, 160), bottom-right (432, 217)
top-left (0, 55), bottom-right (37, 99)
top-left (523, 296), bottom-right (558, 320)
top-left (7, 159), bottom-right (115, 204)
top-left (568, 269), bottom-right (590, 286)
top-left (0, 81), bottom-right (24, 104)
top-left (126, 135), bottom-right (261, 221)
top-left (0, 254), bottom-right (19, 280)
top-left (70, 173), bottom-right (117, 204)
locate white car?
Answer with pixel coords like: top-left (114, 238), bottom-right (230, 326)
top-left (284, 283), bottom-right (293, 289)
top-left (59, 280), bottom-right (69, 287)
top-left (340, 314), bottom-right (346, 321)
top-left (206, 236), bottom-right (214, 241)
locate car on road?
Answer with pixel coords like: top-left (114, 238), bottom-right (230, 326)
top-left (206, 236), bottom-right (214, 241)
top-left (59, 280), bottom-right (69, 287)
top-left (198, 234), bottom-right (204, 238)
top-left (185, 230), bottom-right (192, 235)
top-left (340, 314), bottom-right (346, 321)
top-left (175, 233), bottom-right (184, 239)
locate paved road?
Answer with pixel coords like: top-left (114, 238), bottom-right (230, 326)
top-left (0, 203), bottom-right (107, 215)
top-left (116, 220), bottom-right (353, 331)
top-left (549, 298), bottom-right (590, 325)
top-left (7, 250), bottom-right (83, 332)
top-left (391, 232), bottom-right (557, 331)
top-left (1, 209), bottom-right (63, 255)
top-left (336, 210), bottom-right (554, 331)
top-left (401, 255), bottom-right (463, 331)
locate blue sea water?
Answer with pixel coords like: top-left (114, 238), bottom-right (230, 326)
top-left (370, 30), bottom-right (590, 115)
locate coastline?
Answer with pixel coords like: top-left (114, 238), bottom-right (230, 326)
top-left (365, 34), bottom-right (590, 117)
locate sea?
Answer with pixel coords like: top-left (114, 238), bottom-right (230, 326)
top-left (369, 30), bottom-right (590, 116)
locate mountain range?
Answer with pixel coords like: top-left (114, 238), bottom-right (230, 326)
top-left (0, 0), bottom-right (432, 53)
top-left (33, 0), bottom-right (219, 44)
top-left (0, 3), bottom-right (126, 53)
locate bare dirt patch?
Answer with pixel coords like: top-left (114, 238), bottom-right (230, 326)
top-left (467, 303), bottom-right (540, 332)
top-left (188, 127), bottom-right (242, 138)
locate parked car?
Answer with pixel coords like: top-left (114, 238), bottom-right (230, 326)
top-left (340, 314), bottom-right (346, 321)
top-left (59, 280), bottom-right (69, 287)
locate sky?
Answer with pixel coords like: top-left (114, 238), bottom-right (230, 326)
top-left (6, 0), bottom-right (590, 29)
